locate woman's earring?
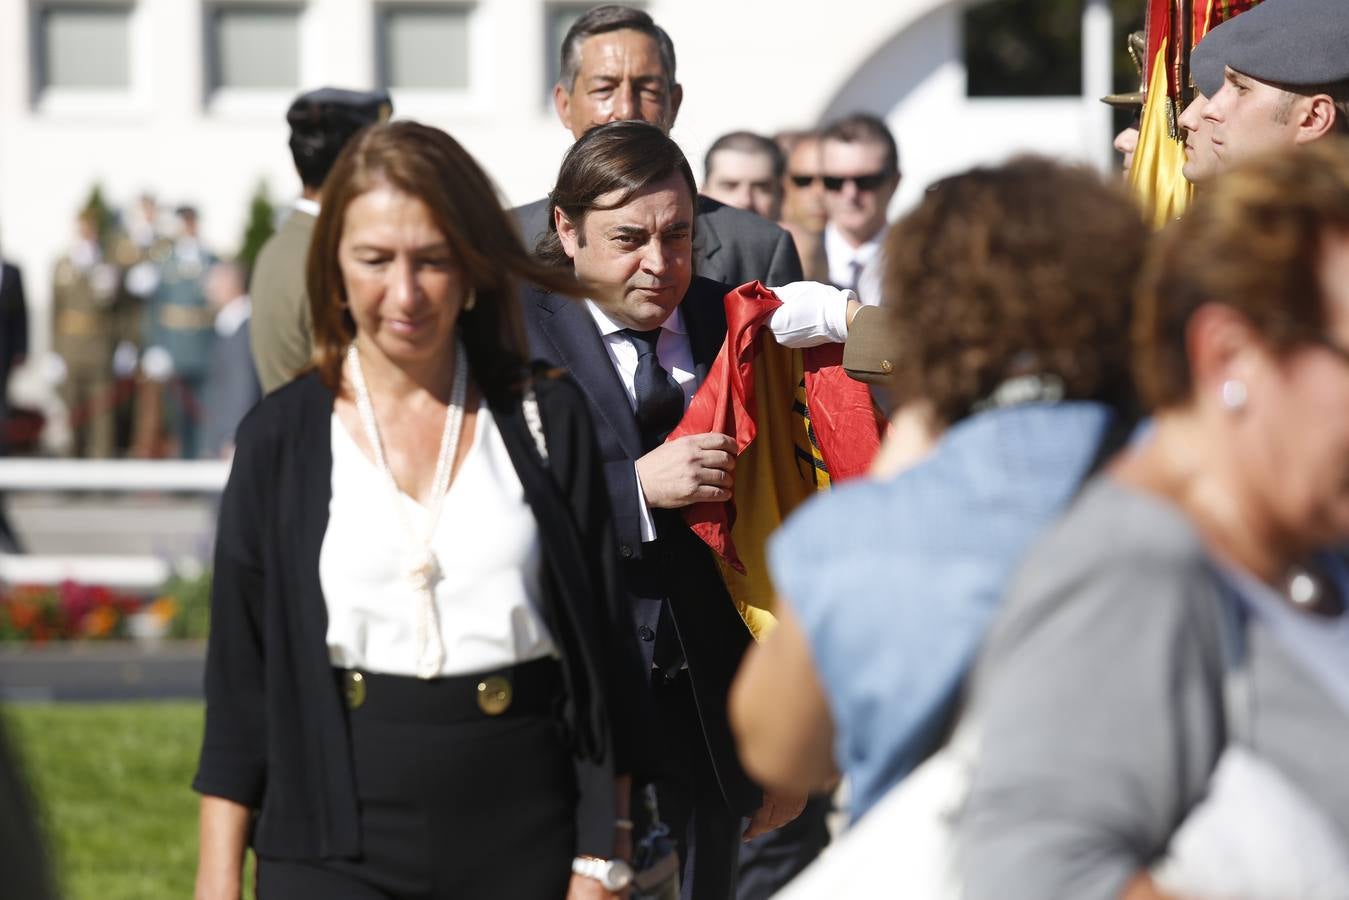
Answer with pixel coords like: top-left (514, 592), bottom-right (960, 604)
top-left (1220, 379), bottom-right (1248, 412)
top-left (463, 287), bottom-right (477, 312)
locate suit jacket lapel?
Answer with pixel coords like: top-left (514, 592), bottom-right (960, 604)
top-left (531, 290), bottom-right (644, 459)
top-left (693, 195), bottom-right (724, 275)
top-left (680, 277), bottom-right (729, 387)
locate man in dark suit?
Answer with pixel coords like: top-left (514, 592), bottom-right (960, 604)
top-left (515, 5), bottom-right (802, 289)
top-left (523, 121), bottom-right (857, 900)
top-left (199, 261), bottom-right (260, 459)
top-left (0, 257), bottom-right (28, 551)
top-left (0, 259), bottom-right (28, 436)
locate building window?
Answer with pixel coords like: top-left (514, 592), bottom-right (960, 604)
top-left (35, 3), bottom-right (133, 91)
top-left (964, 0), bottom-right (1083, 97)
top-left (206, 4), bottom-right (300, 92)
top-left (377, 5), bottom-right (471, 90)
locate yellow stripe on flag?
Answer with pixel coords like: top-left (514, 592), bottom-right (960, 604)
top-left (1128, 36), bottom-right (1194, 229)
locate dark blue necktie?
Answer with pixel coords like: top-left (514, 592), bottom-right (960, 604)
top-left (624, 328), bottom-right (685, 452)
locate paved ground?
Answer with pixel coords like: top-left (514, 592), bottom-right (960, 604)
top-left (5, 492), bottom-right (217, 558)
top-left (0, 641), bottom-right (205, 702)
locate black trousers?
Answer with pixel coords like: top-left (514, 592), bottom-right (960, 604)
top-left (257, 660), bottom-right (576, 900)
top-left (647, 669), bottom-right (743, 900)
top-left (735, 794), bottom-right (831, 900)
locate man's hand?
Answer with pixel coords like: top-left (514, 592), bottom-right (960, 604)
top-left (743, 789), bottom-right (808, 841)
top-left (637, 432), bottom-right (736, 509)
top-left (566, 872), bottom-right (627, 900)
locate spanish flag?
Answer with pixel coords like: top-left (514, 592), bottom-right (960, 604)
top-left (669, 282), bottom-right (881, 639)
top-left (1129, 0), bottom-right (1263, 227)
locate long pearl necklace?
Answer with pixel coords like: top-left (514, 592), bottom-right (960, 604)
top-left (346, 340), bottom-right (468, 679)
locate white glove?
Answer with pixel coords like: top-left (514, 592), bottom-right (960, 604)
top-left (141, 345), bottom-right (175, 382)
top-left (42, 352), bottom-right (68, 386)
top-left (112, 341), bottom-right (139, 378)
top-left (125, 261), bottom-right (160, 298)
top-left (91, 263), bottom-right (120, 304)
top-left (766, 282), bottom-right (854, 348)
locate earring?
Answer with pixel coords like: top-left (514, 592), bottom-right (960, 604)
top-left (1220, 378), bottom-right (1248, 411)
top-left (463, 287), bottom-right (477, 312)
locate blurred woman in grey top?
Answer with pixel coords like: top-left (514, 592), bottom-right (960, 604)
top-left (957, 141), bottom-right (1349, 899)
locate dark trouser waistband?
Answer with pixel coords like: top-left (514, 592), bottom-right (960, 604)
top-left (335, 656), bottom-right (562, 722)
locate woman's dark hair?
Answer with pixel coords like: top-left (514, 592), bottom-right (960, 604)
top-left (307, 121), bottom-right (578, 402)
top-left (1136, 138), bottom-right (1349, 410)
top-left (534, 120), bottom-right (698, 266)
top-left (882, 156), bottom-right (1147, 424)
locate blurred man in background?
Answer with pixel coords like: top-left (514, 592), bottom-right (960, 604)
top-left (51, 210), bottom-right (120, 459)
top-left (199, 261), bottom-right (258, 459)
top-left (0, 249), bottom-right (29, 551)
top-left (702, 131), bottom-right (784, 221)
top-left (820, 114), bottom-right (899, 305)
top-left (775, 130), bottom-right (829, 282)
top-left (249, 87), bottom-right (391, 394)
top-left (137, 206), bottom-right (216, 459)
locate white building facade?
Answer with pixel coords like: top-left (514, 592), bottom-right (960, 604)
top-left (0, 0), bottom-right (1113, 359)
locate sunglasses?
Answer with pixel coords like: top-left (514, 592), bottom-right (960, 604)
top-left (788, 174), bottom-right (820, 188)
top-left (822, 172), bottom-right (893, 192)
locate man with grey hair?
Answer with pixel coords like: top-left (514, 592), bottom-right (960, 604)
top-left (515, 4), bottom-right (802, 288)
top-left (1180, 0), bottom-right (1349, 182)
top-left (702, 131), bottom-right (784, 222)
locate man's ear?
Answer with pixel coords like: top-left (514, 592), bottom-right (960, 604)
top-left (1296, 93), bottom-right (1339, 144)
top-left (555, 207), bottom-right (581, 259)
top-left (553, 82), bottom-right (575, 134)
top-left (667, 83), bottom-right (684, 130)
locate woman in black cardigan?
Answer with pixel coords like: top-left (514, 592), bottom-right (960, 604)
top-left (193, 121), bottom-right (646, 900)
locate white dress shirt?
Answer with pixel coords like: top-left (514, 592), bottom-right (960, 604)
top-left (825, 224), bottom-right (885, 303)
top-left (320, 404), bottom-right (558, 677)
top-left (586, 282), bottom-right (853, 542)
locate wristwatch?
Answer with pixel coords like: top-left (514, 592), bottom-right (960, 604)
top-left (572, 855), bottom-right (635, 891)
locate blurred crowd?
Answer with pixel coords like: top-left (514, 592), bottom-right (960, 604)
top-left (2, 196), bottom-right (258, 461)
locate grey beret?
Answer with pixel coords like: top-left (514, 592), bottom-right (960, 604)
top-left (1191, 31), bottom-right (1227, 98)
top-left (1191, 0), bottom-right (1349, 91)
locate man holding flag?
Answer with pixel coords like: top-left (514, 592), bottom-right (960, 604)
top-left (1128, 0), bottom-right (1263, 225)
top-left (523, 120), bottom-right (876, 900)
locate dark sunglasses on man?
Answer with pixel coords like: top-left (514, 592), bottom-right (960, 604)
top-left (821, 172), bottom-right (892, 192)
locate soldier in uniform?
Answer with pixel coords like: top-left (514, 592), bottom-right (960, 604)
top-left (51, 210), bottom-right (121, 458)
top-left (113, 193), bottom-right (173, 455)
top-left (249, 87), bottom-right (391, 394)
top-left (140, 206), bottom-right (216, 459)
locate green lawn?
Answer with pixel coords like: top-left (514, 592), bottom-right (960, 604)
top-left (3, 702), bottom-right (217, 900)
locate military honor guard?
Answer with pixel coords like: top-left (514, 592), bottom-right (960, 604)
top-left (139, 206), bottom-right (217, 458)
top-left (51, 210), bottom-right (122, 458)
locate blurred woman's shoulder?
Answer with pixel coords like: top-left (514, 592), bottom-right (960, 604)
top-left (987, 476), bottom-right (1223, 660)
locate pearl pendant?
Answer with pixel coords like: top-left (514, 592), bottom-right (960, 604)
top-left (406, 549), bottom-right (439, 595)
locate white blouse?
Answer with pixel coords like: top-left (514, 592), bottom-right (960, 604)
top-left (320, 402), bottom-right (557, 677)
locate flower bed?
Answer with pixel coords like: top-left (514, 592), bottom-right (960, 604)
top-left (0, 573), bottom-right (211, 643)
